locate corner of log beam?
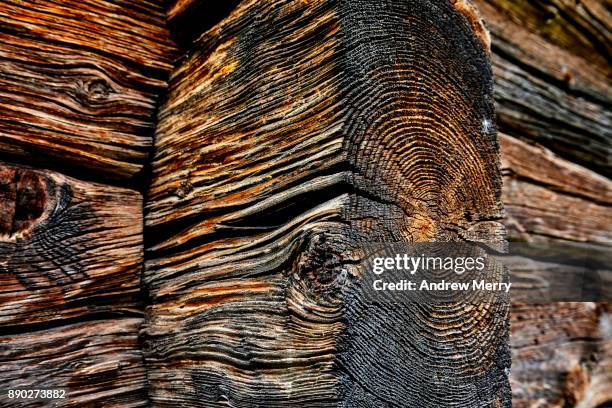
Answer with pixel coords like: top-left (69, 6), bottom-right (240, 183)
top-left (144, 0), bottom-right (511, 406)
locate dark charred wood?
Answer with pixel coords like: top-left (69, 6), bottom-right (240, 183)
top-left (166, 0), bottom-right (242, 47)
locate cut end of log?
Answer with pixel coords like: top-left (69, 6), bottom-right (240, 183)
top-left (450, 0), bottom-right (491, 53)
top-left (144, 0), bottom-right (509, 405)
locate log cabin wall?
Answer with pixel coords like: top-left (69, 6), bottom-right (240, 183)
top-left (0, 0), bottom-right (610, 407)
top-left (150, 0), bottom-right (612, 405)
top-left (0, 0), bottom-right (177, 406)
top-left (0, 0), bottom-right (178, 181)
top-left (472, 1), bottom-right (612, 407)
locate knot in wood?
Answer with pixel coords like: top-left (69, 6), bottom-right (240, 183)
top-left (175, 180), bottom-right (193, 199)
top-left (0, 167), bottom-right (47, 237)
top-left (77, 78), bottom-right (112, 103)
top-left (294, 233), bottom-right (348, 295)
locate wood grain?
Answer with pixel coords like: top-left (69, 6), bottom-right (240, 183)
top-left (501, 134), bottom-right (612, 205)
top-left (500, 134), bottom-right (612, 407)
top-left (479, 0), bottom-right (610, 72)
top-left (0, 162), bottom-right (144, 329)
top-left (0, 0), bottom-right (177, 181)
top-left (500, 134), bottom-right (611, 244)
top-left (473, 0), bottom-right (611, 176)
top-left (510, 302), bottom-right (612, 408)
top-left (0, 318), bottom-right (148, 407)
top-left (145, 0), bottom-right (509, 406)
top-left (482, 1), bottom-right (612, 402)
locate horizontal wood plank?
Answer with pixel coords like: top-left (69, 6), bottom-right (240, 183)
top-left (510, 302), bottom-right (612, 408)
top-left (0, 0), bottom-right (177, 180)
top-left (474, 0), bottom-right (611, 176)
top-left (500, 134), bottom-right (612, 244)
top-left (0, 162), bottom-right (143, 329)
top-left (500, 134), bottom-right (612, 205)
top-left (500, 133), bottom-right (612, 406)
top-left (0, 318), bottom-right (148, 407)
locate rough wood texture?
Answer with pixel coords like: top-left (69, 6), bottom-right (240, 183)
top-left (480, 2), bottom-right (612, 402)
top-left (0, 318), bottom-right (148, 407)
top-left (473, 0), bottom-right (611, 176)
top-left (0, 0), bottom-right (607, 406)
top-left (0, 162), bottom-right (143, 329)
top-left (510, 303), bottom-right (612, 408)
top-left (0, 0), bottom-right (177, 181)
top-left (500, 134), bottom-right (612, 406)
top-left (501, 135), bottom-right (612, 244)
top-left (501, 134), bottom-right (612, 206)
top-left (145, 0), bottom-right (509, 406)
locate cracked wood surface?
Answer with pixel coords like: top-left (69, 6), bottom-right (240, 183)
top-left (144, 0), bottom-right (509, 406)
top-left (0, 163), bottom-right (143, 329)
top-left (0, 0), bottom-right (177, 181)
top-left (473, 0), bottom-right (611, 176)
top-left (0, 0), bottom-right (609, 406)
top-left (0, 1), bottom-right (161, 405)
top-left (0, 162), bottom-right (147, 407)
top-left (501, 135), bottom-right (611, 244)
top-left (0, 318), bottom-right (148, 408)
top-left (510, 302), bottom-right (611, 408)
top-left (500, 134), bottom-right (612, 408)
top-left (477, 0), bottom-right (612, 405)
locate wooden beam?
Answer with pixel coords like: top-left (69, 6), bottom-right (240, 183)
top-left (510, 303), bottom-right (612, 408)
top-left (499, 134), bottom-right (612, 406)
top-left (0, 0), bottom-right (177, 181)
top-left (145, 0), bottom-right (509, 406)
top-left (473, 0), bottom-right (612, 176)
top-left (0, 163), bottom-right (143, 329)
top-left (500, 134), bottom-right (611, 244)
top-left (476, 1), bottom-right (612, 403)
top-left (0, 318), bottom-right (148, 406)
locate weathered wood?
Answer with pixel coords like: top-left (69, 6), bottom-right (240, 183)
top-left (504, 178), bottom-right (611, 244)
top-left (502, 236), bottom-right (611, 302)
top-left (500, 134), bottom-right (612, 205)
top-left (0, 162), bottom-right (143, 329)
top-left (0, 318), bottom-right (148, 407)
top-left (473, 0), bottom-right (611, 176)
top-left (500, 134), bottom-right (611, 244)
top-left (510, 302), bottom-right (612, 408)
top-left (0, 0), bottom-right (177, 181)
top-left (499, 133), bottom-right (612, 406)
top-left (0, 1), bottom-right (166, 404)
top-left (0, 0), bottom-right (607, 406)
top-left (483, 2), bottom-right (612, 403)
top-left (145, 0), bottom-right (509, 406)
top-left (478, 0), bottom-right (610, 72)
top-left (473, 0), bottom-right (610, 101)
